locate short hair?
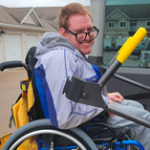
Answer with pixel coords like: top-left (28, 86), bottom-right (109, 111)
top-left (58, 3), bottom-right (93, 29)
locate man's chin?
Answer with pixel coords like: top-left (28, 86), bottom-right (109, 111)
top-left (80, 49), bottom-right (92, 55)
top-left (78, 44), bottom-right (93, 54)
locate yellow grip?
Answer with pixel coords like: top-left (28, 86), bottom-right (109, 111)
top-left (117, 27), bottom-right (147, 64)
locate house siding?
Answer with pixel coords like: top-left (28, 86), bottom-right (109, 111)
top-left (24, 15), bottom-right (36, 25)
top-left (1, 34), bottom-right (5, 62)
top-left (109, 11), bottom-right (121, 18)
top-left (0, 34), bottom-right (2, 62)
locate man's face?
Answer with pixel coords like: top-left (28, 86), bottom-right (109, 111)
top-left (65, 14), bottom-right (94, 55)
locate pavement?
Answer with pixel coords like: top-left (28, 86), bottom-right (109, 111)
top-left (0, 68), bottom-right (26, 136)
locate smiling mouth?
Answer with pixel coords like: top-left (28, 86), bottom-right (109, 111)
top-left (80, 41), bottom-right (90, 45)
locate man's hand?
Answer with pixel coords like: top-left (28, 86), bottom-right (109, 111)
top-left (107, 92), bottom-right (124, 116)
top-left (108, 92), bottom-right (124, 104)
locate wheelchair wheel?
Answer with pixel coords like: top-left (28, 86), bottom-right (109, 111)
top-left (2, 119), bottom-right (98, 150)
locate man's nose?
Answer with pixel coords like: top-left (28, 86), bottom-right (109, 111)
top-left (85, 33), bottom-right (90, 41)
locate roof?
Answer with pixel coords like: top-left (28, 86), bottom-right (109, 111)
top-left (0, 5), bottom-right (91, 31)
top-left (0, 5), bottom-right (90, 32)
top-left (45, 20), bottom-right (59, 31)
top-left (0, 5), bottom-right (59, 31)
top-left (0, 6), bottom-right (19, 25)
top-left (106, 4), bottom-right (150, 19)
top-left (3, 7), bottom-right (31, 23)
top-left (1, 4), bottom-right (150, 32)
top-left (40, 19), bottom-right (58, 32)
top-left (35, 7), bottom-right (62, 20)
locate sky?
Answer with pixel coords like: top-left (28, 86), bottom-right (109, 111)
top-left (0, 0), bottom-right (150, 8)
top-left (0, 0), bottom-right (90, 7)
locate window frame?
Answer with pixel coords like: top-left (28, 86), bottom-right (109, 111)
top-left (146, 21), bottom-right (150, 27)
top-left (108, 21), bottom-right (115, 28)
top-left (119, 21), bottom-right (127, 28)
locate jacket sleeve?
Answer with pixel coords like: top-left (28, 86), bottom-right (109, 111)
top-left (38, 49), bottom-right (106, 129)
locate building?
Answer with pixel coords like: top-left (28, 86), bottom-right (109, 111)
top-left (0, 6), bottom-right (61, 62)
top-left (0, 4), bottom-right (150, 62)
top-left (105, 4), bottom-right (150, 48)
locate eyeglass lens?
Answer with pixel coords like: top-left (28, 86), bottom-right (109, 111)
top-left (76, 30), bottom-right (98, 41)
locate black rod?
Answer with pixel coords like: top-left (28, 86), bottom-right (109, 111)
top-left (106, 104), bottom-right (150, 128)
top-left (114, 74), bottom-right (150, 91)
top-left (98, 59), bottom-right (121, 86)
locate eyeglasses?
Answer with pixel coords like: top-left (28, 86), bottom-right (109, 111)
top-left (65, 26), bottom-right (99, 42)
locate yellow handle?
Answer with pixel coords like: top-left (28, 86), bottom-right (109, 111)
top-left (117, 27), bottom-right (147, 64)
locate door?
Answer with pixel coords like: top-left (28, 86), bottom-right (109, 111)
top-left (90, 0), bottom-right (150, 111)
top-left (4, 34), bottom-right (22, 61)
top-left (26, 35), bottom-right (38, 51)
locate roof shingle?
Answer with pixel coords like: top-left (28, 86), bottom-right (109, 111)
top-left (3, 7), bottom-right (32, 23)
top-left (0, 6), bottom-right (19, 24)
top-left (106, 4), bottom-right (150, 19)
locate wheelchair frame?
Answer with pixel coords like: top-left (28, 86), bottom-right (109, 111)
top-left (0, 57), bottom-right (145, 150)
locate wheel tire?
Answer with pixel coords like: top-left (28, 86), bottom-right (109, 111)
top-left (2, 119), bottom-right (98, 150)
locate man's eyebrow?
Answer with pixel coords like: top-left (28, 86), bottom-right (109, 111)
top-left (74, 28), bottom-right (85, 32)
top-left (74, 26), bottom-right (94, 32)
top-left (87, 27), bottom-right (94, 30)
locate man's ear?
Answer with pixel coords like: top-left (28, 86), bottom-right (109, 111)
top-left (60, 28), bottom-right (67, 37)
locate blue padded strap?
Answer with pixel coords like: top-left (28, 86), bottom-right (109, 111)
top-left (91, 65), bottom-right (102, 81)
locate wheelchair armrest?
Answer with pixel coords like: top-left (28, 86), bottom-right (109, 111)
top-left (0, 61), bottom-right (31, 80)
top-left (0, 61), bottom-right (22, 71)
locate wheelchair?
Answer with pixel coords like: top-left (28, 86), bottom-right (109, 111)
top-left (0, 46), bottom-right (146, 150)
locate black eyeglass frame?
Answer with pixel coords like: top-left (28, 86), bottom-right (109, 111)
top-left (65, 26), bottom-right (99, 42)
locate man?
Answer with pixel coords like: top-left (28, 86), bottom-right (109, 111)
top-left (34, 3), bottom-right (150, 149)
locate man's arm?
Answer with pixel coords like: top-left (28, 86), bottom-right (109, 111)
top-left (107, 92), bottom-right (124, 116)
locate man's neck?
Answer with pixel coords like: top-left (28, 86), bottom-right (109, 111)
top-left (82, 54), bottom-right (88, 61)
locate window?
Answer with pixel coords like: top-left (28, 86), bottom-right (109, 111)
top-left (103, 1), bottom-right (150, 68)
top-left (146, 21), bottom-right (150, 27)
top-left (130, 22), bottom-right (136, 27)
top-left (120, 21), bottom-right (126, 28)
top-left (130, 22), bottom-right (137, 31)
top-left (108, 22), bottom-right (115, 28)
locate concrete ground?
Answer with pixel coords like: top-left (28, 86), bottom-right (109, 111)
top-left (0, 68), bottom-right (27, 137)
